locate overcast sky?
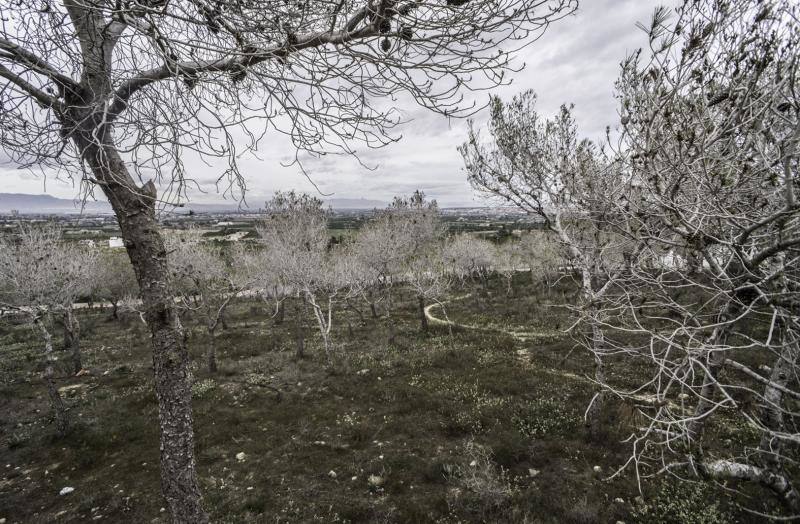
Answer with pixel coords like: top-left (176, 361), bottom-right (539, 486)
top-left (2, 0), bottom-right (673, 208)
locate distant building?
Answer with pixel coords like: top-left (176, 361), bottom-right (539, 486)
top-left (108, 236), bottom-right (124, 248)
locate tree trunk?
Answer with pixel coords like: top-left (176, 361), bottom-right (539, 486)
top-left (275, 299), bottom-right (285, 325)
top-left (310, 298), bottom-right (333, 360)
top-left (584, 320), bottom-right (606, 441)
top-left (386, 290), bottom-right (397, 345)
top-left (207, 327), bottom-right (218, 374)
top-left (686, 306), bottom-right (735, 443)
top-left (419, 295), bottom-right (428, 332)
top-left (111, 300), bottom-right (120, 321)
top-left (63, 307), bottom-right (82, 374)
top-left (367, 289), bottom-right (379, 319)
top-left (294, 301), bottom-right (305, 360)
top-left (82, 144), bottom-right (208, 523)
top-left (35, 316), bottom-right (69, 436)
top-left (757, 320), bottom-right (798, 471)
top-left (701, 459), bottom-right (800, 512)
top-left (687, 354), bottom-right (723, 439)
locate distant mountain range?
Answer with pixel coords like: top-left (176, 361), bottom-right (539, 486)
top-left (0, 193), bottom-right (112, 214)
top-left (0, 193), bottom-right (388, 215)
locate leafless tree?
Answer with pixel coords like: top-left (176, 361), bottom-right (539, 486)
top-left (0, 223), bottom-right (96, 434)
top-left (492, 240), bottom-right (520, 294)
top-left (0, 0), bottom-right (578, 517)
top-left (513, 230), bottom-right (565, 288)
top-left (461, 93), bottom-right (634, 439)
top-left (352, 205), bottom-right (410, 320)
top-left (167, 229), bottom-right (248, 373)
top-left (392, 191), bottom-right (447, 332)
top-left (95, 251), bottom-right (139, 320)
top-left (443, 234), bottom-right (496, 284)
top-left (256, 192), bottom-right (361, 359)
top-left (596, 0), bottom-right (800, 515)
top-left (406, 241), bottom-right (451, 332)
top-left (353, 191), bottom-right (446, 335)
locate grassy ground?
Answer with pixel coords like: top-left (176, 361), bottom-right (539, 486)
top-left (0, 275), bottom-right (768, 522)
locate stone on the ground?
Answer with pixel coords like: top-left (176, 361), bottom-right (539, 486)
top-left (328, 470), bottom-right (337, 478)
top-left (59, 486), bottom-right (74, 496)
top-left (57, 384), bottom-right (87, 397)
top-left (235, 452), bottom-right (246, 462)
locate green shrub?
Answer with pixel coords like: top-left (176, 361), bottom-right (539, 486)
top-left (511, 397), bottom-right (578, 438)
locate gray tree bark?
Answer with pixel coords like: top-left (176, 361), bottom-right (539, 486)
top-left (63, 308), bottom-right (81, 374)
top-left (35, 316), bottom-right (69, 436)
top-left (77, 140), bottom-right (208, 524)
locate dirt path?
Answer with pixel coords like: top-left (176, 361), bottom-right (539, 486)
top-left (423, 295), bottom-right (590, 383)
top-left (425, 296), bottom-right (682, 410)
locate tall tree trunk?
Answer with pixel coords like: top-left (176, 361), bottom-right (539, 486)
top-left (35, 315), bottom-right (69, 436)
top-left (83, 144), bottom-right (208, 523)
top-left (418, 295), bottom-right (428, 332)
top-left (63, 307), bottom-right (82, 374)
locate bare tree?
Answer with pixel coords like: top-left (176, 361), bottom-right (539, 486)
top-left (353, 191), bottom-right (444, 335)
top-left (167, 229), bottom-right (248, 373)
top-left (0, 223), bottom-right (96, 434)
top-left (491, 240), bottom-right (520, 294)
top-left (406, 242), bottom-right (451, 333)
top-left (513, 230), bottom-right (565, 288)
top-left (95, 251), bottom-right (139, 320)
top-left (352, 207), bottom-right (409, 320)
top-left (597, 0), bottom-right (800, 515)
top-left (461, 93), bottom-right (634, 439)
top-left (443, 234), bottom-right (496, 284)
top-left (393, 192), bottom-right (447, 332)
top-left (0, 0), bottom-right (577, 518)
top-left (256, 192), bottom-right (361, 360)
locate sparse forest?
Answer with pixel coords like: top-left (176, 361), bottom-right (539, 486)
top-left (1, 0), bottom-right (798, 523)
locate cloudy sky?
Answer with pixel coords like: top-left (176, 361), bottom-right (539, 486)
top-left (2, 0), bottom-right (673, 208)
